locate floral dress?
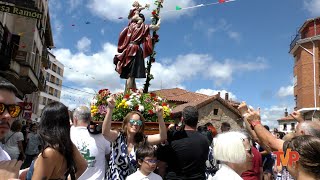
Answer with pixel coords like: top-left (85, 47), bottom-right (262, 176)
top-left (107, 132), bottom-right (138, 180)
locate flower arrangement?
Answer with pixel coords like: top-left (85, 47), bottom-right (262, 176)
top-left (90, 89), bottom-right (174, 122)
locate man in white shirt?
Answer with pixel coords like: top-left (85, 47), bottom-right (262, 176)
top-left (70, 106), bottom-right (110, 180)
top-left (0, 78), bottom-right (22, 161)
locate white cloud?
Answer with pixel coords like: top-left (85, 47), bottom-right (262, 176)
top-left (304, 0), bottom-right (320, 16)
top-left (195, 89), bottom-right (237, 100)
top-left (193, 19), bottom-right (241, 41)
top-left (87, 0), bottom-right (196, 22)
top-left (207, 58), bottom-right (268, 86)
top-left (69, 0), bottom-right (84, 10)
top-left (260, 105), bottom-right (294, 129)
top-left (277, 85), bottom-right (293, 97)
top-left (76, 37), bottom-right (92, 52)
top-left (228, 31), bottom-right (241, 42)
top-left (53, 40), bottom-right (268, 108)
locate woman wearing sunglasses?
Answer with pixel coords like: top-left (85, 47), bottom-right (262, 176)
top-left (103, 95), bottom-right (167, 180)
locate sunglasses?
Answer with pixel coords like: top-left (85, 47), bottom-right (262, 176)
top-left (0, 103), bottom-right (22, 118)
top-left (143, 159), bottom-right (159, 164)
top-left (129, 119), bottom-right (143, 126)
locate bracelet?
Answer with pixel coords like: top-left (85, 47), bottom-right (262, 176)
top-left (251, 121), bottom-right (261, 130)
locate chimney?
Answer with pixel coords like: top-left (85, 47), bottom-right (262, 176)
top-left (225, 93), bottom-right (229, 101)
top-left (285, 108), bottom-right (288, 117)
top-left (217, 92), bottom-right (220, 97)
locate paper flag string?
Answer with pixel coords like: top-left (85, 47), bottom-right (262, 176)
top-left (118, 17), bottom-right (123, 19)
top-left (71, 24), bottom-right (75, 26)
top-left (85, 21), bottom-right (90, 24)
top-left (173, 0), bottom-right (235, 12)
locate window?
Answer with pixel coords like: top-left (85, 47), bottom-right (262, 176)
top-left (54, 89), bottom-right (58, 97)
top-left (283, 123), bottom-right (287, 131)
top-left (49, 87), bottom-right (54, 95)
top-left (42, 97), bottom-right (47, 105)
top-left (46, 73), bottom-right (50, 81)
top-left (294, 75), bottom-right (297, 86)
top-left (291, 123), bottom-right (295, 131)
top-left (213, 109), bottom-right (219, 115)
top-left (294, 95), bottom-right (298, 108)
top-left (57, 67), bottom-right (61, 75)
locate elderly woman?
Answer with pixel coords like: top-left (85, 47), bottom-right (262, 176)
top-left (209, 131), bottom-right (253, 180)
top-left (102, 96), bottom-right (167, 180)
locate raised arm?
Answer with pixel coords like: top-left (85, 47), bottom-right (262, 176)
top-left (102, 96), bottom-right (119, 142)
top-left (290, 111), bottom-right (304, 123)
top-left (245, 107), bottom-right (284, 151)
top-left (147, 105), bottom-right (167, 145)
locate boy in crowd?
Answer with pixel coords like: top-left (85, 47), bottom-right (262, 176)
top-left (126, 145), bottom-right (162, 180)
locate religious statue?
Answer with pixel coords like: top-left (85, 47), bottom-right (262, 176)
top-left (114, 1), bottom-right (161, 91)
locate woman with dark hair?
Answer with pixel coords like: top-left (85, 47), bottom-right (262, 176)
top-left (102, 96), bottom-right (167, 180)
top-left (284, 135), bottom-right (320, 179)
top-left (27, 102), bottom-right (87, 180)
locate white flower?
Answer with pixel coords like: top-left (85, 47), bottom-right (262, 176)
top-left (138, 105), bottom-right (144, 112)
top-left (157, 97), bottom-right (162, 101)
top-left (91, 98), bottom-right (97, 105)
top-left (126, 101), bottom-right (133, 107)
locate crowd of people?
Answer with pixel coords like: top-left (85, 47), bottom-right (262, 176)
top-left (0, 79), bottom-right (320, 180)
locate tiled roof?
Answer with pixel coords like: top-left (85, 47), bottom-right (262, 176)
top-left (277, 116), bottom-right (296, 121)
top-left (153, 88), bottom-right (241, 118)
top-left (153, 88), bottom-right (209, 103)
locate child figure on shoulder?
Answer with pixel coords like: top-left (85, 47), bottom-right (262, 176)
top-left (128, 1), bottom-right (150, 24)
top-left (126, 144), bottom-right (162, 180)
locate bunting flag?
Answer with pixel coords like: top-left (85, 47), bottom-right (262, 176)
top-left (171, 0), bottom-right (235, 12)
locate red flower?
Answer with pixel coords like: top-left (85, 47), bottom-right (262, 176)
top-left (134, 106), bottom-right (139, 111)
top-left (162, 102), bottom-right (167, 106)
top-left (124, 94), bottom-right (130, 99)
top-left (148, 110), bottom-right (154, 115)
top-left (150, 93), bottom-right (156, 97)
top-left (99, 89), bottom-right (109, 94)
top-left (152, 10), bottom-right (157, 15)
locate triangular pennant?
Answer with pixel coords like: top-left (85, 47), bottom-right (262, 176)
top-left (175, 6), bottom-right (182, 10)
top-left (219, 0), bottom-right (226, 3)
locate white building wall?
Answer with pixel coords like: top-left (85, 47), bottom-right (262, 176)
top-left (37, 52), bottom-right (64, 117)
top-left (278, 120), bottom-right (298, 133)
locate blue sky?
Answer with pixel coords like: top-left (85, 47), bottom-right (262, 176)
top-left (48, 0), bottom-right (320, 128)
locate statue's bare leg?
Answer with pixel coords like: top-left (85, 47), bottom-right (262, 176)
top-left (126, 77), bottom-right (136, 91)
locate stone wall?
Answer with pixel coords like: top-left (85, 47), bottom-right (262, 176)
top-left (198, 100), bottom-right (243, 133)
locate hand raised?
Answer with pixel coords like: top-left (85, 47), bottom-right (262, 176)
top-left (290, 111), bottom-right (304, 122)
top-left (153, 103), bottom-right (164, 118)
top-left (238, 101), bottom-right (249, 117)
top-left (107, 95), bottom-right (116, 109)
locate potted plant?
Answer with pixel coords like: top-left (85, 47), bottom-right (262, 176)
top-left (90, 89), bottom-right (173, 134)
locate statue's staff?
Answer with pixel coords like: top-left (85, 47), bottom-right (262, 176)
top-left (143, 0), bottom-right (164, 93)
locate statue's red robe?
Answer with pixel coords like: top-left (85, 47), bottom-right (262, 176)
top-left (114, 22), bottom-right (153, 79)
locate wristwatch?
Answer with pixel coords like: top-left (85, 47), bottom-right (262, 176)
top-left (251, 120), bottom-right (261, 130)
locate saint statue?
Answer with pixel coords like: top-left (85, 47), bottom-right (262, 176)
top-left (114, 1), bottom-right (161, 91)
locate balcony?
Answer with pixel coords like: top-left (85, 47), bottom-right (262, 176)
top-left (1, 50), bottom-right (46, 96)
top-left (289, 33), bottom-right (301, 52)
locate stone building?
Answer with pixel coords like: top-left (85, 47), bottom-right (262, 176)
top-left (153, 88), bottom-right (243, 132)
